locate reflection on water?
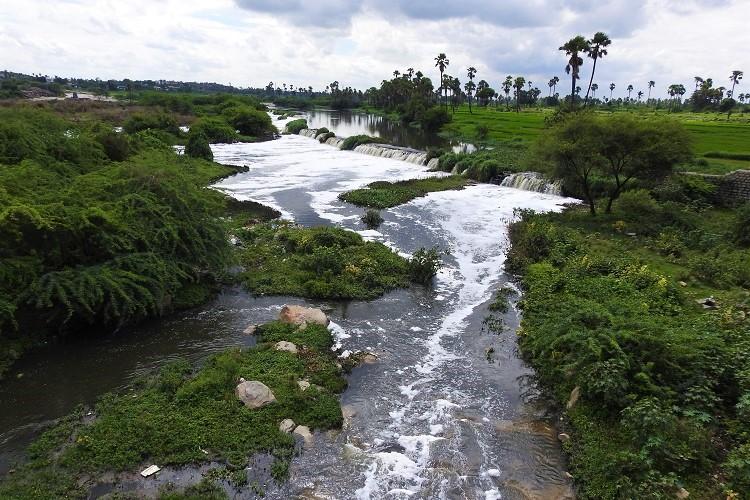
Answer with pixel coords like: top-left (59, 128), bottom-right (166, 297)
top-left (303, 108), bottom-right (475, 153)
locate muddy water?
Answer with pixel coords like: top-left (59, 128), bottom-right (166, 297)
top-left (0, 113), bottom-right (576, 499)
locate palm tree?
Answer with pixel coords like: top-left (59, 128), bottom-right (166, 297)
top-left (513, 76), bottom-right (526, 112)
top-left (694, 76), bottom-right (704, 90)
top-left (584, 32), bottom-right (611, 106)
top-left (434, 53), bottom-right (450, 108)
top-left (503, 75), bottom-right (513, 110)
top-left (548, 79), bottom-right (555, 96)
top-left (393, 70), bottom-right (400, 79)
top-left (591, 83), bottom-right (599, 99)
top-left (637, 90), bottom-right (644, 101)
top-left (559, 36), bottom-right (590, 106)
top-left (466, 67), bottom-right (477, 113)
top-left (647, 80), bottom-right (655, 103)
top-left (626, 84), bottom-right (634, 100)
top-left (609, 82), bottom-right (616, 100)
top-left (552, 76), bottom-right (560, 95)
top-left (407, 68), bottom-right (414, 79)
top-left (730, 70), bottom-right (743, 97)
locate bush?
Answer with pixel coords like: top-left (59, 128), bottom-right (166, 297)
top-left (703, 151), bottom-right (750, 161)
top-left (361, 209), bottom-right (384, 229)
top-left (96, 131), bottom-right (131, 162)
top-left (341, 135), bottom-right (381, 151)
top-left (613, 189), bottom-right (660, 219)
top-left (733, 202), bottom-right (750, 247)
top-left (190, 118), bottom-right (238, 144)
top-left (185, 131), bottom-right (213, 161)
top-left (123, 112), bottom-right (179, 135)
top-left (409, 247), bottom-right (443, 285)
top-left (285, 119), bottom-right (308, 134)
top-left (223, 106), bottom-right (274, 137)
top-left (420, 106), bottom-right (451, 131)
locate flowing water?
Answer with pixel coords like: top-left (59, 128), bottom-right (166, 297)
top-left (0, 113), bottom-right (576, 499)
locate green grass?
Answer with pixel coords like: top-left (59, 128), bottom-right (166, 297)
top-left (441, 105), bottom-right (750, 174)
top-left (339, 175), bottom-right (470, 208)
top-left (0, 322), bottom-right (346, 498)
top-left (238, 222), bottom-right (413, 300)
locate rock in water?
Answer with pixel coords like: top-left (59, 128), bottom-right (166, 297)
top-left (275, 341), bottom-right (298, 354)
top-left (236, 380), bottom-right (276, 409)
top-left (279, 419), bottom-right (296, 433)
top-left (279, 305), bottom-right (329, 327)
top-left (293, 425), bottom-right (313, 444)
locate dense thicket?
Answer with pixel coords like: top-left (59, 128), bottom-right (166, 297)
top-left (0, 106), bottom-right (234, 375)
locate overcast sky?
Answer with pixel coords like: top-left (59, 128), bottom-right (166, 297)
top-left (1, 0), bottom-right (747, 98)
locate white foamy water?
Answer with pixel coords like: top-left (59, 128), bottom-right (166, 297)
top-left (210, 114), bottom-right (576, 499)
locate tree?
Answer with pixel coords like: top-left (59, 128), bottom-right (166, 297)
top-left (434, 53), bottom-right (449, 108)
top-left (609, 82), bottom-right (616, 100)
top-left (513, 76), bottom-right (526, 113)
top-left (548, 79), bottom-right (555, 96)
top-left (591, 83), bottom-right (599, 99)
top-left (694, 76), bottom-right (704, 90)
top-left (466, 67), bottom-right (477, 113)
top-left (559, 36), bottom-right (590, 106)
top-left (584, 32), bottom-right (611, 107)
top-left (626, 84), bottom-right (634, 100)
top-left (647, 80), bottom-right (655, 102)
top-left (637, 90), bottom-right (643, 101)
top-left (552, 76), bottom-right (560, 95)
top-left (730, 70), bottom-right (743, 96)
top-left (503, 75), bottom-right (513, 110)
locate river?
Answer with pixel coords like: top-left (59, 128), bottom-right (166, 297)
top-left (0, 111), bottom-right (575, 499)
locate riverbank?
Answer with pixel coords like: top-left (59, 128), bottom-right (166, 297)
top-left (0, 309), bottom-right (351, 499)
top-left (506, 192), bottom-right (750, 497)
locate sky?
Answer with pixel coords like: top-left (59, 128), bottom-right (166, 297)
top-left (0, 0), bottom-right (748, 99)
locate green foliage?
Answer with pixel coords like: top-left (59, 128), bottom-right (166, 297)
top-left (185, 131), bottom-right (213, 161)
top-left (703, 150), bottom-right (750, 161)
top-left (408, 247), bottom-right (443, 285)
top-left (284, 119), bottom-right (308, 134)
top-left (238, 222), bottom-right (412, 300)
top-left (340, 135), bottom-right (380, 151)
top-left (0, 322), bottom-right (346, 498)
top-left (0, 106), bottom-right (235, 378)
top-left (190, 118), bottom-right (238, 144)
top-left (340, 176), bottom-right (469, 209)
top-left (733, 202), bottom-right (750, 247)
top-left (508, 201), bottom-right (750, 498)
top-left (123, 112), bottom-right (180, 136)
top-left (361, 209), bottom-right (384, 229)
top-left (223, 106), bottom-right (274, 138)
top-left (436, 144), bottom-right (526, 182)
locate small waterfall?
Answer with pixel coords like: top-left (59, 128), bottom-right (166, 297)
top-left (426, 157), bottom-right (440, 170)
top-left (500, 172), bottom-right (562, 196)
top-left (325, 137), bottom-right (346, 148)
top-left (353, 144), bottom-right (429, 165)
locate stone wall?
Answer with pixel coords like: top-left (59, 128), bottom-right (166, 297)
top-left (683, 170), bottom-right (750, 205)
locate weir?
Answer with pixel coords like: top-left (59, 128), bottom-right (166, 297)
top-left (500, 171), bottom-right (562, 196)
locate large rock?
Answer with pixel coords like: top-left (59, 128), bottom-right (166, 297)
top-left (236, 380), bottom-right (276, 409)
top-left (293, 425), bottom-right (313, 444)
top-left (279, 418), bottom-right (296, 433)
top-left (279, 305), bottom-right (329, 327)
top-left (275, 341), bottom-right (298, 354)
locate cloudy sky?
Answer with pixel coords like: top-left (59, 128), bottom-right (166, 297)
top-left (1, 0), bottom-right (747, 98)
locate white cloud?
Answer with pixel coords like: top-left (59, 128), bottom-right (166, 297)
top-left (0, 0), bottom-right (747, 99)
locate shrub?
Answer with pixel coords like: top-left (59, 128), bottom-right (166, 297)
top-left (123, 112), bottom-right (179, 135)
top-left (409, 247), bottom-right (443, 285)
top-left (96, 131), bottom-right (131, 162)
top-left (185, 132), bottom-right (213, 161)
top-left (733, 202), bottom-right (750, 247)
top-left (341, 135), bottom-right (381, 151)
top-left (223, 106), bottom-right (273, 137)
top-left (190, 118), bottom-right (237, 144)
top-left (420, 106), bottom-right (451, 131)
top-left (613, 189), bottom-right (660, 220)
top-left (285, 119), bottom-right (308, 134)
top-left (361, 209), bottom-right (384, 229)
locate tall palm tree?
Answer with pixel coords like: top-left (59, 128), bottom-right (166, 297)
top-left (407, 68), bottom-right (414, 79)
top-left (647, 80), bottom-right (655, 102)
top-left (552, 76), bottom-right (560, 95)
top-left (694, 76), bottom-right (704, 90)
top-left (513, 76), bottom-right (526, 113)
top-left (466, 67), bottom-right (477, 113)
top-left (503, 75), bottom-right (513, 110)
top-left (626, 84), bottom-right (634, 100)
top-left (434, 53), bottom-right (450, 108)
top-left (559, 36), bottom-right (590, 106)
top-left (637, 90), bottom-right (644, 101)
top-left (609, 82), bottom-right (616, 100)
top-left (548, 79), bottom-right (555, 96)
top-left (591, 83), bottom-right (599, 99)
top-left (584, 32), bottom-right (611, 106)
top-left (393, 70), bottom-right (400, 79)
top-left (730, 70), bottom-right (743, 97)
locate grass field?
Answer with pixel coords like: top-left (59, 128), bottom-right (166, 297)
top-left (442, 105), bottom-right (750, 174)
